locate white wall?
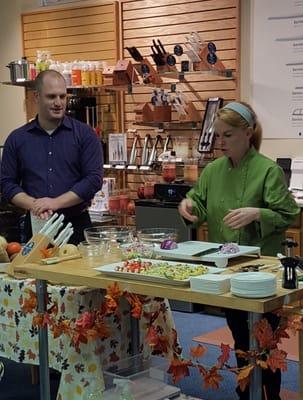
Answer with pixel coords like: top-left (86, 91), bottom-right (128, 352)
top-left (0, 0), bottom-right (27, 144)
top-left (0, 0), bottom-right (302, 160)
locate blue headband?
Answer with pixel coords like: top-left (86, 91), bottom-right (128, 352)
top-left (222, 102), bottom-right (255, 127)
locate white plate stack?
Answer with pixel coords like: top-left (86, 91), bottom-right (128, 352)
top-left (190, 274), bottom-right (232, 294)
top-left (231, 272), bottom-right (277, 298)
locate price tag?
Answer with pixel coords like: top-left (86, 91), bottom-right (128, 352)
top-left (127, 165), bottom-right (138, 170)
top-left (140, 166), bottom-right (151, 171)
top-left (115, 165), bottom-right (125, 170)
top-left (104, 164), bottom-right (111, 169)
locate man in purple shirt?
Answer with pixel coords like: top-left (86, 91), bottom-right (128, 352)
top-left (1, 70), bottom-right (103, 244)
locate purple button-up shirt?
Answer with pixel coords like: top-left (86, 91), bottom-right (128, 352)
top-left (1, 116), bottom-right (103, 216)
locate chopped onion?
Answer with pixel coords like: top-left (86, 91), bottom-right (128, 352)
top-left (160, 239), bottom-right (178, 250)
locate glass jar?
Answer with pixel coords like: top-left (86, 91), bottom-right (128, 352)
top-left (78, 241), bottom-right (106, 258)
top-left (173, 136), bottom-right (190, 160)
top-left (108, 193), bottom-right (120, 213)
top-left (143, 181), bottom-right (155, 199)
top-left (184, 158), bottom-right (199, 183)
top-left (119, 190), bottom-right (130, 212)
top-left (162, 160), bottom-right (176, 183)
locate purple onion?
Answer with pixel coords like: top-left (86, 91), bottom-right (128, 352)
top-left (160, 239), bottom-right (178, 250)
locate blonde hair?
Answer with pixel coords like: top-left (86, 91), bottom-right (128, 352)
top-left (216, 101), bottom-right (262, 151)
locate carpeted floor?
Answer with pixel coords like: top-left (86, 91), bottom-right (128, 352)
top-left (193, 325), bottom-right (299, 361)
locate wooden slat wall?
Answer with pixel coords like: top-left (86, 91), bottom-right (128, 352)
top-left (22, 2), bottom-right (120, 133)
top-left (121, 0), bottom-right (240, 206)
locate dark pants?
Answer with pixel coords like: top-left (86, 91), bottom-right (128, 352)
top-left (225, 309), bottom-right (281, 400)
top-left (24, 211), bottom-right (92, 245)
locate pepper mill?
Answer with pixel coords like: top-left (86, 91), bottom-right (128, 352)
top-left (280, 257), bottom-right (299, 289)
top-left (282, 239), bottom-right (298, 257)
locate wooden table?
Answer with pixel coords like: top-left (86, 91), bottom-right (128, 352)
top-left (13, 255), bottom-right (303, 400)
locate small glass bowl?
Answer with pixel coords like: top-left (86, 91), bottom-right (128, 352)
top-left (78, 241), bottom-right (106, 258)
top-left (121, 242), bottom-right (155, 260)
top-left (136, 228), bottom-right (178, 244)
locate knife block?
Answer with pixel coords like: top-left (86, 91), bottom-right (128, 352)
top-left (193, 44), bottom-right (226, 72)
top-left (113, 60), bottom-right (139, 86)
top-left (134, 103), bottom-right (154, 122)
top-left (179, 101), bottom-right (201, 122)
top-left (7, 233), bottom-right (55, 277)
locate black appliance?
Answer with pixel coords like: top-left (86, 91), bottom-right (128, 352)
top-left (66, 96), bottom-right (97, 126)
top-left (135, 183), bottom-right (201, 312)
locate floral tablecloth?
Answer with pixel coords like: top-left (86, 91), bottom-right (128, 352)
top-left (0, 274), bottom-right (176, 399)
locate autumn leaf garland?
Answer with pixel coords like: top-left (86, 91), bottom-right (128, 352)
top-left (21, 283), bottom-right (303, 393)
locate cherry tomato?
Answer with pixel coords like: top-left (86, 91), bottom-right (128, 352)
top-left (6, 242), bottom-right (22, 256)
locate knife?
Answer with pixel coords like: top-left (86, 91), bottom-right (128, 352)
top-left (192, 247), bottom-right (221, 257)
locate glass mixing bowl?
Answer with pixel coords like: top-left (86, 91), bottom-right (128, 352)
top-left (84, 225), bottom-right (135, 246)
top-left (136, 228), bottom-right (178, 244)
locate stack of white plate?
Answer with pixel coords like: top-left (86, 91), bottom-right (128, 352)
top-left (231, 272), bottom-right (277, 298)
top-left (190, 274), bottom-right (232, 294)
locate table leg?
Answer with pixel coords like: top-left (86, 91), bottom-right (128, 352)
top-left (130, 316), bottom-right (140, 355)
top-left (36, 279), bottom-right (51, 400)
top-left (248, 312), bottom-right (262, 400)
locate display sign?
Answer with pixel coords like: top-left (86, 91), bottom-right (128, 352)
top-left (252, 0), bottom-right (303, 138)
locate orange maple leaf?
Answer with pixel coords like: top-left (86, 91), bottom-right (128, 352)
top-left (153, 335), bottom-right (170, 354)
top-left (203, 366), bottom-right (223, 390)
top-left (145, 325), bottom-right (159, 347)
top-left (52, 323), bottom-right (64, 339)
top-left (32, 314), bottom-right (44, 327)
top-left (94, 320), bottom-right (111, 339)
top-left (254, 318), bottom-right (276, 349)
top-left (267, 348), bottom-right (287, 373)
top-left (21, 290), bottom-right (37, 314)
top-left (76, 311), bottom-right (95, 329)
top-left (167, 358), bottom-right (193, 384)
top-left (27, 349), bottom-right (36, 360)
top-left (106, 282), bottom-right (122, 300)
top-left (190, 344), bottom-right (207, 359)
top-left (286, 315), bottom-right (303, 336)
top-left (217, 343), bottom-right (231, 368)
top-left (237, 364), bottom-right (254, 392)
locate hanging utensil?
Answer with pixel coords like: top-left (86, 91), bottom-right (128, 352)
top-left (148, 134), bottom-right (162, 165)
top-left (129, 134), bottom-right (140, 165)
top-left (141, 134), bottom-right (153, 165)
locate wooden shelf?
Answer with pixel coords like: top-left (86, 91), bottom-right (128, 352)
top-left (133, 121), bottom-right (201, 129)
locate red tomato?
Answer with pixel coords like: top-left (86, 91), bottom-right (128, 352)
top-left (6, 242), bottom-right (22, 256)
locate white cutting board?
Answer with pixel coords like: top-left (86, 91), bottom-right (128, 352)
top-left (154, 241), bottom-right (260, 268)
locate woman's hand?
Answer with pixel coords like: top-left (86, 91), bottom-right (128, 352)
top-left (178, 198), bottom-right (198, 223)
top-left (223, 207), bottom-right (260, 230)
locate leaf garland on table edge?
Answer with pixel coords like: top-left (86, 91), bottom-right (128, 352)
top-left (20, 282), bottom-right (303, 391)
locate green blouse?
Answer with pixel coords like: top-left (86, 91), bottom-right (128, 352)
top-left (187, 148), bottom-right (300, 256)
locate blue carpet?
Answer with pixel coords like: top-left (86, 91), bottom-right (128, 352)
top-left (0, 312), bottom-right (299, 399)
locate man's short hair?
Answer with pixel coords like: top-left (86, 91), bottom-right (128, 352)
top-left (35, 70), bottom-right (66, 92)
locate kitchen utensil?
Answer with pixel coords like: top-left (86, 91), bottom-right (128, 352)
top-left (6, 58), bottom-right (30, 82)
top-left (192, 247), bottom-right (220, 257)
top-left (125, 47), bottom-right (143, 62)
top-left (141, 134), bottom-right (153, 165)
top-left (53, 222), bottom-right (73, 246)
top-left (40, 253), bottom-right (82, 265)
top-left (129, 134), bottom-right (140, 165)
top-left (148, 134), bottom-right (162, 165)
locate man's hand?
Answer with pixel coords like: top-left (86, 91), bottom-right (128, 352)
top-left (178, 198), bottom-right (198, 223)
top-left (32, 197), bottom-right (59, 218)
top-left (223, 207), bottom-right (260, 230)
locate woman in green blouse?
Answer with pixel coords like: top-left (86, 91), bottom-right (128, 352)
top-left (179, 101), bottom-right (299, 400)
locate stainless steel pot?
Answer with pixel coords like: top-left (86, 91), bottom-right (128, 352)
top-left (6, 58), bottom-right (30, 82)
